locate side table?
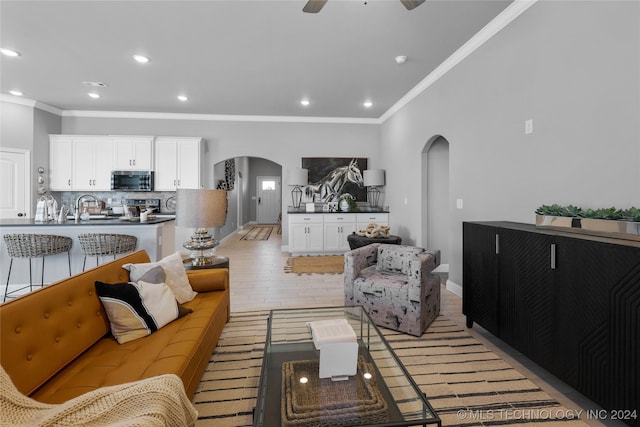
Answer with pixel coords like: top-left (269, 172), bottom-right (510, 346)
top-left (347, 233), bottom-right (402, 250)
top-left (183, 255), bottom-right (229, 270)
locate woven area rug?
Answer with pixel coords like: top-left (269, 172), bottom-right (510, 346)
top-left (240, 226), bottom-right (273, 241)
top-left (283, 255), bottom-right (344, 275)
top-left (192, 311), bottom-right (587, 427)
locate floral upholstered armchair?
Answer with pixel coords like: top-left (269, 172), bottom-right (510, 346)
top-left (344, 243), bottom-right (441, 336)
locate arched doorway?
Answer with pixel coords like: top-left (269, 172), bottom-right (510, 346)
top-left (422, 136), bottom-right (450, 269)
top-left (213, 156), bottom-right (282, 235)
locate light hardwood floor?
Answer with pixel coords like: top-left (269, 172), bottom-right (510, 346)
top-left (217, 225), bottom-right (620, 427)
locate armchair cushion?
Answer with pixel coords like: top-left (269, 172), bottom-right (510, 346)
top-left (376, 245), bottom-right (425, 275)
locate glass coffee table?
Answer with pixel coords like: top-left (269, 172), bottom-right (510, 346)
top-left (253, 306), bottom-right (441, 427)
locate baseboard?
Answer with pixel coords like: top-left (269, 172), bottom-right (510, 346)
top-left (446, 279), bottom-right (462, 297)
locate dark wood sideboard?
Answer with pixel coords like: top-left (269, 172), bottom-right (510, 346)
top-left (463, 221), bottom-right (639, 425)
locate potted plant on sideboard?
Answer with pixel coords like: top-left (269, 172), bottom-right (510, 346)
top-left (535, 204), bottom-right (640, 241)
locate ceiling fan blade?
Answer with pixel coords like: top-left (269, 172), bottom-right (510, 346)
top-left (303, 0), bottom-right (328, 13)
top-left (400, 0), bottom-right (425, 10)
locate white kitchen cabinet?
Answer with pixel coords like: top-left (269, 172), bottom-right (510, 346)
top-left (49, 136), bottom-right (74, 190)
top-left (113, 136), bottom-right (154, 170)
top-left (323, 214), bottom-right (356, 252)
top-left (154, 137), bottom-right (203, 191)
top-left (72, 136), bottom-right (113, 191)
top-left (289, 215), bottom-right (324, 254)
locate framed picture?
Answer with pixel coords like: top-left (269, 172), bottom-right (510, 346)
top-left (301, 157), bottom-right (367, 203)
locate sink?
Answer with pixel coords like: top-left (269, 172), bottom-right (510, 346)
top-left (66, 215), bottom-right (122, 220)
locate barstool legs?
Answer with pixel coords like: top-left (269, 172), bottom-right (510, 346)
top-left (4, 258), bottom-right (14, 302)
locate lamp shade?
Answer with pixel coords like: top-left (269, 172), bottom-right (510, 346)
top-left (176, 189), bottom-right (227, 228)
top-left (363, 169), bottom-right (385, 187)
top-left (287, 168), bottom-right (308, 186)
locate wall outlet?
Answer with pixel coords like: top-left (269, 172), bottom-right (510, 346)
top-left (525, 119), bottom-right (533, 134)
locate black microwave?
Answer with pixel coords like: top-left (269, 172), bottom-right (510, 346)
top-left (111, 170), bottom-right (154, 192)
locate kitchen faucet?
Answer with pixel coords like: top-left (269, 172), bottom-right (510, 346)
top-left (74, 194), bottom-right (99, 221)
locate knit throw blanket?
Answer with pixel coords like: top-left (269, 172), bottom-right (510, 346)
top-left (0, 366), bottom-right (198, 426)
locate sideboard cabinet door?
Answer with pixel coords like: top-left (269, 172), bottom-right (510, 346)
top-left (555, 236), bottom-right (640, 415)
top-left (462, 222), bottom-right (499, 335)
top-left (498, 228), bottom-right (556, 372)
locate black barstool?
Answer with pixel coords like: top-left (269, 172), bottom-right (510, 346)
top-left (77, 233), bottom-right (137, 271)
top-left (3, 234), bottom-right (73, 301)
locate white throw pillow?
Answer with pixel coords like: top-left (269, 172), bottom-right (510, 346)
top-left (95, 280), bottom-right (182, 344)
top-left (123, 252), bottom-right (197, 303)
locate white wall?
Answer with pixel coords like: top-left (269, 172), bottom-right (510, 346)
top-left (380, 0), bottom-right (640, 288)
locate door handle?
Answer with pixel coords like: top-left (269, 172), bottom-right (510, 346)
top-left (495, 234), bottom-right (500, 254)
top-left (258, 197), bottom-right (262, 204)
top-left (550, 244), bottom-right (557, 270)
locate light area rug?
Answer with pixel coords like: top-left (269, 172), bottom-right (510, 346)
top-left (284, 255), bottom-right (344, 275)
top-left (240, 226), bottom-right (273, 241)
top-left (192, 311), bottom-right (588, 427)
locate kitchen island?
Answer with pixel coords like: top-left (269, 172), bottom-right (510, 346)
top-left (0, 217), bottom-right (175, 293)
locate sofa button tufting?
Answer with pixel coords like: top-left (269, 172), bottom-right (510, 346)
top-left (55, 336), bottom-right (61, 343)
top-left (44, 312), bottom-right (50, 319)
top-left (68, 301), bottom-right (73, 306)
top-left (15, 327), bottom-right (21, 334)
top-left (26, 354), bottom-right (33, 361)
top-left (77, 322), bottom-right (81, 328)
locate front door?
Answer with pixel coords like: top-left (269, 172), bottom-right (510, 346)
top-left (257, 176), bottom-right (281, 224)
top-left (0, 148), bottom-right (30, 219)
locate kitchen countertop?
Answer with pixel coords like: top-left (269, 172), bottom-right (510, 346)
top-left (287, 209), bottom-right (389, 214)
top-left (0, 216), bottom-right (175, 227)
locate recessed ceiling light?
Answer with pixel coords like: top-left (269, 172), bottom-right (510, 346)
top-left (88, 92), bottom-right (100, 99)
top-left (133, 54), bottom-right (150, 63)
top-left (300, 99), bottom-right (310, 107)
top-left (83, 81), bottom-right (108, 87)
top-left (9, 90), bottom-right (23, 97)
top-left (363, 100), bottom-right (373, 108)
top-left (395, 55), bottom-right (407, 64)
top-left (177, 95), bottom-right (188, 102)
top-left (0, 48), bottom-right (21, 57)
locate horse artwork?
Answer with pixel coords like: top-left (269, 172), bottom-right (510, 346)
top-left (301, 158), bottom-right (367, 203)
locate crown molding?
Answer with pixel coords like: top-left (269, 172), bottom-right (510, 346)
top-left (61, 109), bottom-right (379, 124)
top-left (379, 0), bottom-right (538, 123)
top-left (1, 94), bottom-right (64, 116)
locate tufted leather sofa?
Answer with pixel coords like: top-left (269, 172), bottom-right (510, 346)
top-left (344, 243), bottom-right (441, 336)
top-left (0, 250), bottom-right (230, 404)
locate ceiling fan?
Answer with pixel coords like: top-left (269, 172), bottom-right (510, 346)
top-left (303, 0), bottom-right (425, 13)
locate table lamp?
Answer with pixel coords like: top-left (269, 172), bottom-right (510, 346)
top-left (363, 169), bottom-right (385, 209)
top-left (176, 189), bottom-right (227, 266)
top-left (287, 168), bottom-right (308, 209)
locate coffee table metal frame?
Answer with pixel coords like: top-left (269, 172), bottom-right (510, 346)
top-left (253, 306), bottom-right (441, 427)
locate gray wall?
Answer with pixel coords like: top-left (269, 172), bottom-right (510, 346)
top-left (380, 0), bottom-right (640, 289)
top-left (1, 101), bottom-right (62, 213)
